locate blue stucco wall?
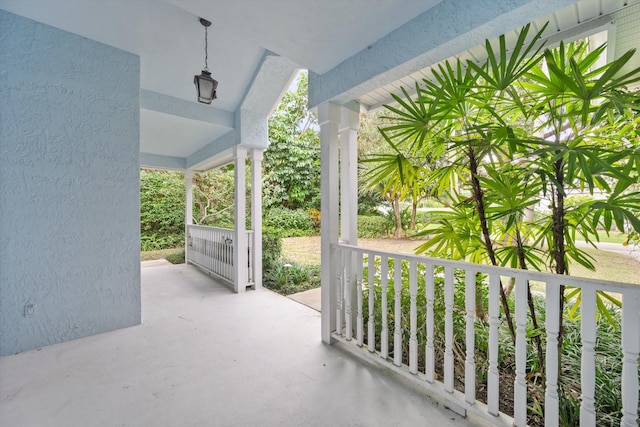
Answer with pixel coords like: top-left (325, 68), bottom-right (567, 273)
top-left (0, 10), bottom-right (141, 356)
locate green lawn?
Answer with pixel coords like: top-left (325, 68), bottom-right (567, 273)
top-left (141, 246), bottom-right (184, 261)
top-left (142, 237), bottom-right (640, 285)
top-left (593, 230), bottom-right (628, 244)
top-left (282, 236), bottom-right (640, 285)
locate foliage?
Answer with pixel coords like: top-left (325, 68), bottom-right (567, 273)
top-left (140, 167), bottom-right (239, 251)
top-left (262, 230), bottom-right (283, 270)
top-left (165, 249), bottom-right (185, 264)
top-left (192, 166), bottom-right (235, 227)
top-left (263, 259), bottom-right (321, 295)
top-left (363, 24), bottom-right (640, 421)
top-left (140, 169), bottom-right (185, 251)
top-left (264, 207), bottom-right (316, 236)
top-left (357, 187), bottom-right (386, 215)
top-left (264, 72), bottom-right (320, 210)
top-left (360, 258), bottom-right (631, 426)
top-left (357, 215), bottom-right (391, 238)
top-left (370, 24), bottom-right (640, 340)
top-left (140, 234), bottom-right (184, 251)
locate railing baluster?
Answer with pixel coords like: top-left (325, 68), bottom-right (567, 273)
top-left (425, 262), bottom-right (435, 383)
top-left (514, 275), bottom-right (528, 426)
top-left (345, 248), bottom-right (353, 341)
top-left (487, 273), bottom-right (500, 416)
top-left (336, 249), bottom-right (344, 337)
top-left (544, 280), bottom-right (560, 427)
top-left (380, 256), bottom-right (389, 360)
top-left (621, 293), bottom-right (640, 427)
top-left (356, 252), bottom-right (364, 347)
top-left (444, 265), bottom-right (454, 394)
top-left (464, 268), bottom-right (476, 404)
top-left (393, 257), bottom-right (402, 367)
top-left (326, 242), bottom-right (640, 427)
top-left (580, 287), bottom-right (597, 425)
top-left (409, 259), bottom-right (418, 374)
top-left (367, 254), bottom-right (375, 353)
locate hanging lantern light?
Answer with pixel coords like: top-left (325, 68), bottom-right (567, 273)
top-left (194, 18), bottom-right (218, 104)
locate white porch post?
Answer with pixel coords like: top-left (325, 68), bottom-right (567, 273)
top-left (339, 106), bottom-right (359, 245)
top-left (340, 105), bottom-right (360, 337)
top-left (250, 148), bottom-right (264, 290)
top-left (319, 102), bottom-right (340, 344)
top-left (234, 146), bottom-right (248, 293)
top-left (185, 170), bottom-right (194, 262)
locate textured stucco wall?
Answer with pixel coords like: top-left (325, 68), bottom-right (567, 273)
top-left (0, 10), bottom-right (141, 356)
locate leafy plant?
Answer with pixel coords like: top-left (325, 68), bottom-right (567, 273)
top-left (263, 259), bottom-right (320, 295)
top-left (358, 215), bottom-right (390, 238)
top-left (264, 72), bottom-right (320, 210)
top-left (165, 249), bottom-right (185, 264)
top-left (264, 207), bottom-right (316, 236)
top-left (140, 169), bottom-right (185, 250)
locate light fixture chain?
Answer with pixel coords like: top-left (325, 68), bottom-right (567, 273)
top-left (204, 25), bottom-right (209, 71)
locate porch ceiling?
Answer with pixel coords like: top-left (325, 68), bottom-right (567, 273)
top-left (353, 0), bottom-right (640, 111)
top-left (0, 0), bottom-right (442, 167)
top-left (2, 0), bottom-right (636, 168)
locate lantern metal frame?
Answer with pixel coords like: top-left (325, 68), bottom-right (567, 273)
top-left (193, 18), bottom-right (218, 104)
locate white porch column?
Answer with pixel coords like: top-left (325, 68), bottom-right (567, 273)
top-left (340, 105), bottom-right (359, 245)
top-left (234, 146), bottom-right (248, 293)
top-left (319, 102), bottom-right (341, 344)
top-left (340, 105), bottom-right (360, 337)
top-left (250, 148), bottom-right (264, 290)
top-left (185, 170), bottom-right (194, 262)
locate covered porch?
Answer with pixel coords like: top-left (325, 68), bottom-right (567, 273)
top-left (2, 0), bottom-right (640, 426)
top-left (0, 262), bottom-right (466, 426)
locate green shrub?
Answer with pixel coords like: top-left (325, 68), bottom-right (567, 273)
top-left (165, 249), bottom-right (185, 264)
top-left (359, 258), bottom-right (627, 426)
top-left (358, 215), bottom-right (390, 238)
top-left (262, 230), bottom-right (282, 270)
top-left (263, 259), bottom-right (320, 295)
top-left (264, 207), bottom-right (316, 236)
top-left (141, 233), bottom-right (184, 251)
top-left (140, 169), bottom-right (185, 250)
top-left (423, 198), bottom-right (445, 208)
top-left (414, 211), bottom-right (436, 228)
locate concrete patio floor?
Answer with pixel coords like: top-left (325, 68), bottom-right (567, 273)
top-left (0, 263), bottom-right (468, 427)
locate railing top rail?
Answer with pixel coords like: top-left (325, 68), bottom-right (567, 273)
top-left (334, 242), bottom-right (640, 294)
top-left (187, 225), bottom-right (234, 232)
top-left (186, 225), bottom-right (255, 233)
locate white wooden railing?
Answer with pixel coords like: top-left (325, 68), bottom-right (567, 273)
top-left (186, 225), bottom-right (254, 288)
top-left (332, 243), bottom-right (640, 427)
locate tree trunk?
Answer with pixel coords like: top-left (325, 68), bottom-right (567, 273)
top-left (552, 157), bottom-right (567, 360)
top-left (392, 194), bottom-right (402, 239)
top-left (468, 145), bottom-right (515, 341)
top-left (515, 229), bottom-right (545, 372)
top-left (410, 200), bottom-right (417, 230)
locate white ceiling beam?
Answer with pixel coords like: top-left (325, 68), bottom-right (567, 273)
top-left (140, 153), bottom-right (186, 171)
top-left (140, 90), bottom-right (234, 128)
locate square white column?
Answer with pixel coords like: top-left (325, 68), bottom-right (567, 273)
top-left (340, 106), bottom-right (359, 245)
top-left (319, 102), bottom-right (341, 344)
top-left (234, 146), bottom-right (248, 293)
top-left (340, 105), bottom-right (360, 338)
top-left (250, 148), bottom-right (264, 290)
top-left (185, 170), bottom-right (194, 263)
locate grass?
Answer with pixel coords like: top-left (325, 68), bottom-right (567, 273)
top-left (593, 230), bottom-right (628, 244)
top-left (141, 246), bottom-right (184, 262)
top-left (282, 236), bottom-right (640, 285)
